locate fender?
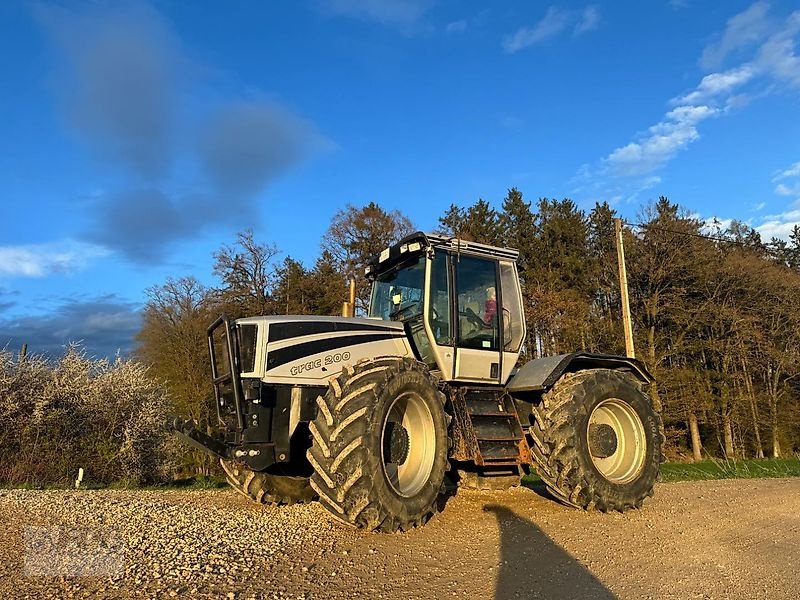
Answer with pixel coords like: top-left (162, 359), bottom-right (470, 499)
top-left (505, 352), bottom-right (653, 394)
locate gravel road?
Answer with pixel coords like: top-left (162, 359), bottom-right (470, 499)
top-left (2, 478), bottom-right (799, 599)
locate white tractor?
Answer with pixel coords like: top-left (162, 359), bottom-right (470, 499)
top-left (174, 232), bottom-right (664, 531)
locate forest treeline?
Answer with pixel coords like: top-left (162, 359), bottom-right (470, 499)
top-left (138, 188), bottom-right (800, 471)
top-left (3, 189), bottom-right (798, 484)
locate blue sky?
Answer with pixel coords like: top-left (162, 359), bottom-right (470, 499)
top-left (1, 0), bottom-right (799, 358)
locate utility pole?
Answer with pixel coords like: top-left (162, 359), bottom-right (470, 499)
top-left (614, 219), bottom-right (635, 358)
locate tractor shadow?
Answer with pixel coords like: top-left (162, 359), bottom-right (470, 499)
top-left (483, 504), bottom-right (614, 600)
top-left (520, 478), bottom-right (567, 505)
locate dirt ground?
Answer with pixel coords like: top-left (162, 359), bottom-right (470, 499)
top-left (2, 478), bottom-right (799, 599)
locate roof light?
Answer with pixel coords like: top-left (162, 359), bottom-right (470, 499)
top-left (379, 248), bottom-right (390, 262)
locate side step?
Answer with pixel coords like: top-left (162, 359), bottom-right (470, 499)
top-left (449, 388), bottom-right (530, 469)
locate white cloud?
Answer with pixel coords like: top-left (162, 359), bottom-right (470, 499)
top-left (774, 161), bottom-right (800, 181)
top-left (753, 192), bottom-right (800, 239)
top-left (752, 201), bottom-right (767, 211)
top-left (503, 5), bottom-right (599, 53)
top-left (702, 216), bottom-right (735, 234)
top-left (445, 19), bottom-right (467, 34)
top-left (605, 105), bottom-right (718, 176)
top-left (580, 4), bottom-right (800, 197)
top-left (753, 9), bottom-right (800, 87)
top-left (504, 7), bottom-right (570, 52)
top-left (772, 160), bottom-right (800, 197)
top-left (756, 213), bottom-right (800, 240)
top-left (775, 182), bottom-right (800, 196)
top-left (575, 6), bottom-right (600, 35)
top-left (322, 0), bottom-right (432, 26)
top-left (673, 65), bottom-right (755, 104)
top-left (701, 1), bottom-right (772, 69)
top-left (0, 241), bottom-right (108, 278)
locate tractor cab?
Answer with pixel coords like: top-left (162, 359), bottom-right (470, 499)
top-left (365, 232), bottom-right (526, 385)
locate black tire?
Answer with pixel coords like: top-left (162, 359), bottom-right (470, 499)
top-left (307, 356), bottom-right (449, 532)
top-left (528, 369), bottom-right (665, 512)
top-left (220, 459), bottom-right (316, 505)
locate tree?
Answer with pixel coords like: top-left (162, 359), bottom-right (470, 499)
top-left (213, 229), bottom-right (280, 317)
top-left (322, 202), bottom-right (414, 312)
top-left (135, 276), bottom-right (218, 474)
top-left (437, 204), bottom-right (466, 237)
top-left (306, 251), bottom-right (348, 316)
top-left (273, 258), bottom-right (310, 315)
top-left (437, 199), bottom-right (503, 245)
top-left (525, 198), bottom-right (593, 356)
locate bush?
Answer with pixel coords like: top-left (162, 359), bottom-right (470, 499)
top-left (0, 344), bottom-right (179, 486)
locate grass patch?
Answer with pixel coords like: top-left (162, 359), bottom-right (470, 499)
top-left (660, 458), bottom-right (800, 482)
top-left (520, 457), bottom-right (800, 488)
top-left (1, 475), bottom-right (230, 491)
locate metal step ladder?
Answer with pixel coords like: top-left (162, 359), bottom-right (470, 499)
top-left (450, 387), bottom-right (528, 468)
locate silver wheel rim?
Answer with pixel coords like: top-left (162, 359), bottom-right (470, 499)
top-left (588, 398), bottom-right (646, 484)
top-left (381, 391), bottom-right (436, 497)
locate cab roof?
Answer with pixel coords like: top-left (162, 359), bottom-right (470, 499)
top-left (365, 231), bottom-right (519, 278)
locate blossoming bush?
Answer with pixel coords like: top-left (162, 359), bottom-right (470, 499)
top-left (0, 345), bottom-right (179, 486)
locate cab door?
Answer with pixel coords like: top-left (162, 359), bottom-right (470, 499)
top-left (452, 255), bottom-right (502, 383)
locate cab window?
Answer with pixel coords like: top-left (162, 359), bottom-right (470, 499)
top-left (455, 256), bottom-right (499, 351)
top-left (499, 261), bottom-right (524, 352)
top-left (368, 255), bottom-right (425, 321)
top-left (427, 252), bottom-right (452, 345)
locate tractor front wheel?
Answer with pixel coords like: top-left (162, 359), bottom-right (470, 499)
top-left (307, 357), bottom-right (449, 532)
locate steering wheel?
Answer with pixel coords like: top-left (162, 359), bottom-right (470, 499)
top-left (460, 307), bottom-right (485, 329)
top-left (389, 301), bottom-right (419, 320)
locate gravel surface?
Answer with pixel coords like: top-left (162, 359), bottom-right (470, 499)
top-left (2, 478), bottom-right (799, 599)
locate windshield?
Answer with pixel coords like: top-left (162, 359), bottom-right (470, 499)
top-left (369, 255), bottom-right (425, 321)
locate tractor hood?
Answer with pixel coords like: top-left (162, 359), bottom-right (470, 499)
top-left (236, 315), bottom-right (412, 385)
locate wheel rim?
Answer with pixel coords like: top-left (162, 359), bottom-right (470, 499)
top-left (587, 398), bottom-right (646, 484)
top-left (381, 391), bottom-right (436, 497)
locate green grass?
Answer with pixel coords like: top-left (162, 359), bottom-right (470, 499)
top-left (659, 458), bottom-right (800, 482)
top-left (520, 457), bottom-right (800, 488)
top-left (1, 475), bottom-right (229, 491)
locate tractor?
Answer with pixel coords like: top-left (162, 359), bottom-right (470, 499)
top-left (173, 232), bottom-right (665, 532)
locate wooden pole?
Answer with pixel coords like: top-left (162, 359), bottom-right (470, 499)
top-left (614, 219), bottom-right (635, 358)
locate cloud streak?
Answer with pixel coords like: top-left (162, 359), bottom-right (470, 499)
top-left (606, 105), bottom-right (719, 177)
top-left (577, 3), bottom-right (800, 201)
top-left (701, 1), bottom-right (772, 69)
top-left (0, 295), bottom-right (141, 359)
top-left (36, 2), bottom-right (326, 264)
top-left (504, 5), bottom-right (599, 53)
top-left (199, 101), bottom-right (324, 197)
top-left (37, 2), bottom-right (178, 178)
top-left (0, 241), bottom-right (109, 278)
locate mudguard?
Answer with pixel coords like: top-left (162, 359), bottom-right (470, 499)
top-left (505, 352), bottom-right (653, 393)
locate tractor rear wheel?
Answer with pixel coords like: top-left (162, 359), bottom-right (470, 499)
top-left (307, 357), bottom-right (449, 532)
top-left (220, 459), bottom-right (316, 505)
top-left (528, 369), bottom-right (665, 512)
